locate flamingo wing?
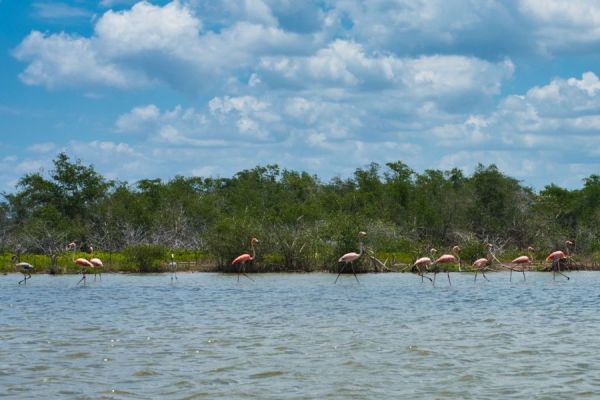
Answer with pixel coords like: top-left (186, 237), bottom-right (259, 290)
top-left (512, 255), bottom-right (531, 264)
top-left (472, 258), bottom-right (488, 268)
top-left (339, 252), bottom-right (360, 263)
top-left (546, 251), bottom-right (566, 262)
top-left (90, 257), bottom-right (103, 267)
top-left (232, 253), bottom-right (252, 264)
top-left (435, 254), bottom-right (457, 264)
top-left (15, 262), bottom-right (34, 270)
top-left (414, 257), bottom-right (432, 267)
top-left (75, 258), bottom-right (93, 267)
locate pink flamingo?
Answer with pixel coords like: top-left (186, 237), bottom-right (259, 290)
top-left (509, 246), bottom-right (534, 282)
top-left (88, 245), bottom-right (103, 281)
top-left (68, 242), bottom-right (93, 285)
top-left (472, 244), bottom-right (493, 282)
top-left (430, 245), bottom-right (461, 286)
top-left (546, 240), bottom-right (572, 280)
top-left (335, 231), bottom-right (366, 284)
top-left (231, 237), bottom-right (259, 281)
top-left (413, 248), bottom-right (437, 282)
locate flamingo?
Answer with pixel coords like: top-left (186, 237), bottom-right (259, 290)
top-left (68, 242), bottom-right (93, 285)
top-left (335, 231), bottom-right (367, 284)
top-left (168, 253), bottom-right (177, 281)
top-left (413, 248), bottom-right (436, 282)
top-left (472, 244), bottom-right (493, 282)
top-left (430, 245), bottom-right (461, 286)
top-left (88, 245), bottom-right (103, 281)
top-left (231, 237), bottom-right (259, 281)
top-left (546, 240), bottom-right (572, 280)
top-left (509, 246), bottom-right (534, 282)
top-left (13, 256), bottom-right (34, 285)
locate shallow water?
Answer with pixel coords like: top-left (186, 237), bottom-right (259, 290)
top-left (2, 272), bottom-right (600, 399)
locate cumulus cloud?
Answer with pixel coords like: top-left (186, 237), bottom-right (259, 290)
top-left (519, 0), bottom-right (600, 53)
top-left (258, 40), bottom-right (514, 103)
top-left (6, 1), bottom-right (600, 190)
top-left (14, 1), bottom-right (307, 93)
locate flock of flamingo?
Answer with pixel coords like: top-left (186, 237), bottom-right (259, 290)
top-left (11, 234), bottom-right (575, 285)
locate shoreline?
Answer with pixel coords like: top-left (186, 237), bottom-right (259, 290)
top-left (4, 263), bottom-right (600, 276)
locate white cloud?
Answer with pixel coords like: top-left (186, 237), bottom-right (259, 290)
top-left (32, 2), bottom-right (92, 19)
top-left (519, 0), bottom-right (600, 52)
top-left (259, 40), bottom-right (514, 100)
top-left (116, 104), bottom-right (161, 132)
top-left (14, 1), bottom-right (307, 93)
top-left (14, 31), bottom-right (139, 89)
top-left (27, 142), bottom-right (56, 153)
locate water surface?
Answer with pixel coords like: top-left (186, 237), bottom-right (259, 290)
top-left (2, 272), bottom-right (600, 399)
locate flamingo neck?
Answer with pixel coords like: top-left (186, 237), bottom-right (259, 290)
top-left (251, 242), bottom-right (256, 260)
top-left (359, 240), bottom-right (364, 256)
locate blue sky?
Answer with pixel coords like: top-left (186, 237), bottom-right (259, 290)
top-left (1, 0), bottom-right (600, 192)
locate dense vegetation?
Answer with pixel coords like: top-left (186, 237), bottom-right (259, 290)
top-left (1, 153), bottom-right (599, 273)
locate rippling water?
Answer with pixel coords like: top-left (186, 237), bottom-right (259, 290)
top-left (2, 272), bottom-right (600, 399)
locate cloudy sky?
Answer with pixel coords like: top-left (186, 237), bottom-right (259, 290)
top-left (1, 0), bottom-right (600, 191)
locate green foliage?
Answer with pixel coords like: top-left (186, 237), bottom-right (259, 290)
top-left (2, 153), bottom-right (600, 272)
top-left (123, 244), bottom-right (168, 273)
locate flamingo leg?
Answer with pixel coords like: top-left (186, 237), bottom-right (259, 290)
top-left (349, 262), bottom-right (360, 283)
top-left (334, 262), bottom-right (347, 284)
top-left (77, 270), bottom-right (86, 285)
top-left (18, 273), bottom-right (25, 285)
top-left (421, 271), bottom-right (432, 282)
top-left (447, 271), bottom-right (451, 286)
top-left (433, 272), bottom-right (437, 286)
top-left (556, 261), bottom-right (570, 280)
top-left (237, 263), bottom-right (254, 282)
top-left (474, 271), bottom-right (478, 282)
top-left (482, 271), bottom-right (489, 281)
top-left (510, 268), bottom-right (512, 282)
top-left (522, 270), bottom-right (526, 281)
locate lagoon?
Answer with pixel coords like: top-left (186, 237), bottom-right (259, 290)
top-left (2, 272), bottom-right (600, 399)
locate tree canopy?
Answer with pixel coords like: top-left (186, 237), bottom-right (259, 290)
top-left (2, 153), bottom-right (599, 267)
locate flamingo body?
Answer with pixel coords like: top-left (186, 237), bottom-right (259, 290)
top-left (414, 257), bottom-right (432, 267)
top-left (435, 254), bottom-right (457, 264)
top-left (90, 258), bottom-right (103, 267)
top-left (75, 258), bottom-right (93, 267)
top-left (339, 252), bottom-right (361, 263)
top-left (472, 258), bottom-right (488, 268)
top-left (232, 253), bottom-right (253, 264)
top-left (16, 262), bottom-right (34, 271)
top-left (546, 250), bottom-right (566, 262)
top-left (512, 255), bottom-right (531, 264)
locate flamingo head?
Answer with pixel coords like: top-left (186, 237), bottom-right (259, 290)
top-left (527, 246), bottom-right (535, 253)
top-left (565, 240), bottom-right (574, 247)
top-left (358, 231), bottom-right (367, 237)
top-left (429, 248), bottom-right (437, 256)
top-left (66, 242), bottom-right (76, 251)
top-left (251, 237), bottom-right (259, 244)
top-left (171, 253), bottom-right (175, 259)
top-left (452, 245), bottom-right (461, 254)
